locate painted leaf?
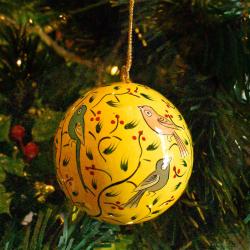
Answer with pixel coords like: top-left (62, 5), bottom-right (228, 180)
top-left (105, 192), bottom-right (119, 197)
top-left (0, 184), bottom-right (12, 214)
top-left (175, 182), bottom-right (182, 190)
top-left (92, 179), bottom-right (97, 190)
top-left (140, 93), bottom-right (154, 101)
top-left (63, 157), bottom-right (70, 166)
top-left (153, 197), bottom-right (159, 205)
top-left (146, 142), bottom-right (159, 151)
top-left (0, 115), bottom-right (11, 142)
top-left (106, 100), bottom-right (119, 107)
top-left (86, 149), bottom-right (93, 160)
top-left (120, 159), bottom-right (128, 171)
top-left (178, 115), bottom-right (183, 120)
top-left (103, 144), bottom-right (117, 155)
top-left (89, 96), bottom-right (95, 103)
top-left (124, 121), bottom-right (138, 129)
top-left (152, 210), bottom-right (160, 214)
top-left (96, 122), bottom-right (102, 133)
top-left (184, 139), bottom-right (189, 145)
top-left (113, 86), bottom-right (120, 90)
top-left (182, 160), bottom-right (187, 167)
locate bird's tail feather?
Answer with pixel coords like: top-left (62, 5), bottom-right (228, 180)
top-left (173, 131), bottom-right (188, 158)
top-left (123, 190), bottom-right (145, 208)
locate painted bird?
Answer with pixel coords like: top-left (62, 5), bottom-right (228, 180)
top-left (138, 105), bottom-right (188, 158)
top-left (123, 157), bottom-right (172, 208)
top-left (68, 104), bottom-right (95, 196)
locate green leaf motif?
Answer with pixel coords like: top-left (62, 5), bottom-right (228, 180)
top-left (152, 210), bottom-right (160, 214)
top-left (86, 149), bottom-right (93, 160)
top-left (175, 182), bottom-right (182, 190)
top-left (0, 154), bottom-right (25, 176)
top-left (32, 109), bottom-right (63, 142)
top-left (140, 93), bottom-right (154, 101)
top-left (182, 160), bottom-right (187, 167)
top-left (0, 115), bottom-right (11, 142)
top-left (96, 122), bottom-right (102, 134)
top-left (105, 192), bottom-right (119, 197)
top-left (92, 179), bottom-right (97, 190)
top-left (0, 184), bottom-right (12, 214)
top-left (153, 197), bottom-right (159, 205)
top-left (120, 159), bottom-right (128, 171)
top-left (106, 100), bottom-right (119, 107)
top-left (124, 121), bottom-right (138, 129)
top-left (184, 139), bottom-right (188, 145)
top-left (103, 144), bottom-right (117, 155)
top-left (146, 142), bottom-right (159, 151)
top-left (89, 96), bottom-right (95, 103)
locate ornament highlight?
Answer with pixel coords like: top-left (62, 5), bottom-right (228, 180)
top-left (54, 82), bottom-right (193, 225)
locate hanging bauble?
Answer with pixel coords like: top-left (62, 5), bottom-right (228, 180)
top-left (54, 82), bottom-right (193, 225)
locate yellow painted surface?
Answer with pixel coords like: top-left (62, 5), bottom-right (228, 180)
top-left (54, 82), bottom-right (193, 225)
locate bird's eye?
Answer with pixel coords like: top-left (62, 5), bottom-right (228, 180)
top-left (77, 109), bottom-right (82, 114)
top-left (145, 110), bottom-right (152, 117)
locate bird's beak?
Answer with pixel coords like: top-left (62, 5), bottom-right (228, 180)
top-left (138, 106), bottom-right (143, 110)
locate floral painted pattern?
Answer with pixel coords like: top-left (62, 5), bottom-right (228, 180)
top-left (54, 82), bottom-right (193, 225)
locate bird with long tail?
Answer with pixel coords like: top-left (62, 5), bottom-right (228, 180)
top-left (138, 105), bottom-right (188, 158)
top-left (123, 157), bottom-right (172, 208)
top-left (68, 104), bottom-right (95, 196)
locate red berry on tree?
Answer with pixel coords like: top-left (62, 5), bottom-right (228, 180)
top-left (10, 125), bottom-right (25, 141)
top-left (24, 142), bottom-right (39, 160)
top-left (111, 120), bottom-right (115, 124)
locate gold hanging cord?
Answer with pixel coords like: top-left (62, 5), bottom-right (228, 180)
top-left (121, 0), bottom-right (135, 83)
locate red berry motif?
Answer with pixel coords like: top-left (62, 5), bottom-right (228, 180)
top-left (120, 120), bottom-right (124, 125)
top-left (10, 125), bottom-right (25, 141)
top-left (96, 117), bottom-right (100, 121)
top-left (132, 136), bottom-right (137, 140)
top-left (24, 142), bottom-right (39, 160)
top-left (97, 110), bottom-right (101, 114)
top-left (90, 118), bottom-right (94, 121)
top-left (111, 120), bottom-right (115, 124)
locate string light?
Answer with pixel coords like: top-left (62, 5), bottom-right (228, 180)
top-left (16, 59), bottom-right (22, 67)
top-left (110, 65), bottom-right (119, 76)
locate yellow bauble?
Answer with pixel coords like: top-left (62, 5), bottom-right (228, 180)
top-left (54, 82), bottom-right (193, 225)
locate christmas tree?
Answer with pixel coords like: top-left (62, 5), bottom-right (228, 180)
top-left (0, 0), bottom-right (250, 249)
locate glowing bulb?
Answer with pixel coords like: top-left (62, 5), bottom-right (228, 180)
top-left (110, 65), bottom-right (119, 76)
top-left (28, 18), bottom-right (33, 24)
top-left (16, 59), bottom-right (22, 67)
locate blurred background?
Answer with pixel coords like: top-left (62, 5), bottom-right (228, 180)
top-left (0, 0), bottom-right (249, 249)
